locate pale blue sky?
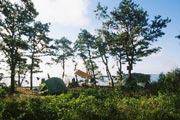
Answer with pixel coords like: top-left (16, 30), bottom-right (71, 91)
top-left (5, 0), bottom-right (180, 78)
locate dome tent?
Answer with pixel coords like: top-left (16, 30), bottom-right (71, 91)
top-left (41, 77), bottom-right (67, 95)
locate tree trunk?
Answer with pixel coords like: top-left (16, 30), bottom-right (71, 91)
top-left (102, 55), bottom-right (114, 88)
top-left (73, 61), bottom-right (78, 83)
top-left (10, 47), bottom-right (17, 93)
top-left (30, 53), bottom-right (34, 90)
top-left (88, 48), bottom-right (96, 85)
top-left (117, 55), bottom-right (123, 80)
top-left (119, 59), bottom-right (122, 80)
top-left (17, 61), bottom-right (21, 87)
top-left (90, 59), bottom-right (96, 85)
top-left (128, 61), bottom-right (133, 81)
top-left (10, 64), bottom-right (16, 94)
top-left (106, 64), bottom-right (114, 87)
top-left (62, 58), bottom-right (65, 79)
top-left (18, 71), bottom-right (21, 87)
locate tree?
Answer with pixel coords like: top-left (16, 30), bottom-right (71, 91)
top-left (16, 57), bottom-right (29, 87)
top-left (95, 0), bottom-right (170, 81)
top-left (158, 68), bottom-right (180, 92)
top-left (0, 0), bottom-right (38, 93)
top-left (25, 21), bottom-right (51, 90)
top-left (74, 29), bottom-right (97, 82)
top-left (95, 30), bottom-right (115, 87)
top-left (51, 37), bottom-right (73, 79)
top-left (109, 33), bottom-right (126, 80)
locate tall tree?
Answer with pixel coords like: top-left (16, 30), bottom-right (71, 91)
top-left (74, 29), bottom-right (97, 82)
top-left (109, 33), bottom-right (126, 80)
top-left (95, 30), bottom-right (115, 87)
top-left (0, 0), bottom-right (38, 93)
top-left (25, 21), bottom-right (51, 90)
top-left (51, 37), bottom-right (73, 79)
top-left (95, 0), bottom-right (170, 81)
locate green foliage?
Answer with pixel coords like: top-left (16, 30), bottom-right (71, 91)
top-left (117, 93), bottom-right (179, 120)
top-left (74, 29), bottom-right (99, 80)
top-left (51, 37), bottom-right (73, 78)
top-left (132, 73), bottom-right (150, 83)
top-left (26, 21), bottom-right (51, 89)
top-left (122, 73), bottom-right (150, 90)
top-left (0, 88), bottom-right (180, 120)
top-left (95, 30), bottom-right (115, 87)
top-left (95, 0), bottom-right (171, 83)
top-left (0, 87), bottom-right (7, 98)
top-left (0, 0), bottom-right (38, 93)
top-left (157, 68), bottom-right (180, 93)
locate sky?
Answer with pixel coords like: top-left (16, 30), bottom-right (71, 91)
top-left (2, 0), bottom-right (180, 80)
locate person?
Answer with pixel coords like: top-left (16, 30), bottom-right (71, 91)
top-left (47, 73), bottom-right (50, 79)
top-left (67, 78), bottom-right (75, 88)
top-left (72, 78), bottom-right (75, 83)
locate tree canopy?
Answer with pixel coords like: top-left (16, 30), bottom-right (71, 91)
top-left (74, 29), bottom-right (98, 81)
top-left (0, 0), bottom-right (38, 93)
top-left (95, 0), bottom-right (171, 81)
top-left (51, 37), bottom-right (73, 79)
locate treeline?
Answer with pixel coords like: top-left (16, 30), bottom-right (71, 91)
top-left (0, 0), bottom-right (180, 93)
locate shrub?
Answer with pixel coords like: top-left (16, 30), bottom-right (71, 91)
top-left (122, 73), bottom-right (150, 90)
top-left (0, 87), bottom-right (7, 98)
top-left (0, 87), bottom-right (180, 120)
top-left (155, 68), bottom-right (180, 93)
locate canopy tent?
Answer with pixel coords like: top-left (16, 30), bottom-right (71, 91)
top-left (40, 77), bottom-right (67, 94)
top-left (75, 70), bottom-right (91, 78)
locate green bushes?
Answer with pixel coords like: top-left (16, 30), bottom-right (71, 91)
top-left (117, 93), bottom-right (179, 120)
top-left (0, 88), bottom-right (180, 120)
top-left (0, 87), bottom-right (7, 98)
top-left (160, 68), bottom-right (180, 92)
top-left (122, 73), bottom-right (150, 90)
top-left (150, 68), bottom-right (180, 93)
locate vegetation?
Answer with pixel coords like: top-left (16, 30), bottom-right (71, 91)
top-left (16, 57), bottom-right (28, 87)
top-left (95, 0), bottom-right (171, 82)
top-left (51, 37), bottom-right (73, 79)
top-left (95, 30), bottom-right (115, 87)
top-left (74, 29), bottom-right (98, 83)
top-left (0, 0), bottom-right (38, 93)
top-left (152, 68), bottom-right (180, 93)
top-left (0, 87), bottom-right (180, 120)
top-left (0, 68), bottom-right (180, 119)
top-left (0, 0), bottom-right (172, 91)
top-left (26, 21), bottom-right (52, 90)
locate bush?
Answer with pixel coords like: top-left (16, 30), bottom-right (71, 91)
top-left (122, 73), bottom-right (150, 90)
top-left (0, 88), bottom-right (180, 120)
top-left (0, 87), bottom-right (7, 98)
top-left (153, 68), bottom-right (180, 93)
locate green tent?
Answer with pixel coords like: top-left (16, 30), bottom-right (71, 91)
top-left (41, 77), bottom-right (67, 94)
